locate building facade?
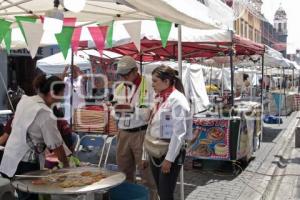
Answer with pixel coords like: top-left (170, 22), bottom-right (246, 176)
top-left (225, 0), bottom-right (262, 43)
top-left (225, 0), bottom-right (288, 57)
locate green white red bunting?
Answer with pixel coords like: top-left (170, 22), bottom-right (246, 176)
top-left (0, 19), bottom-right (12, 45)
top-left (106, 20), bottom-right (114, 48)
top-left (88, 26), bottom-right (108, 56)
top-left (71, 27), bottom-right (82, 54)
top-left (55, 26), bottom-right (75, 59)
top-left (124, 21), bottom-right (141, 52)
top-left (4, 29), bottom-right (11, 53)
top-left (15, 16), bottom-right (38, 44)
top-left (21, 22), bottom-right (44, 58)
top-left (155, 17), bottom-right (172, 48)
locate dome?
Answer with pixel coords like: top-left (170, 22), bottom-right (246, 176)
top-left (275, 5), bottom-right (287, 19)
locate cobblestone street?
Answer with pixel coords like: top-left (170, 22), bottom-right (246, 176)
top-left (174, 112), bottom-right (299, 200)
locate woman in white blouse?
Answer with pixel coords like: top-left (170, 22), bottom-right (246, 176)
top-left (142, 65), bottom-right (191, 200)
top-left (0, 74), bottom-right (69, 200)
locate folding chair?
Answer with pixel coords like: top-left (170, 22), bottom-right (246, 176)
top-left (98, 135), bottom-right (116, 168)
top-left (75, 134), bottom-right (108, 165)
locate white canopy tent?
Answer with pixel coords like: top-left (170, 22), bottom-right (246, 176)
top-left (125, 0), bottom-right (234, 29)
top-left (0, 0), bottom-right (232, 29)
top-left (36, 49), bottom-right (121, 74)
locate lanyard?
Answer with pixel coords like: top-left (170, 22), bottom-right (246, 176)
top-left (125, 82), bottom-right (141, 104)
top-left (149, 87), bottom-right (175, 124)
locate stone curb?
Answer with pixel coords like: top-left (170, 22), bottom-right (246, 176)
top-left (237, 111), bottom-right (300, 200)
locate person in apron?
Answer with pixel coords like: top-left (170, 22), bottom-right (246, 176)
top-left (0, 74), bottom-right (70, 200)
top-left (142, 65), bottom-right (192, 200)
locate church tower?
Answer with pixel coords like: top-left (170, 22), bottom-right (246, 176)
top-left (274, 4), bottom-right (288, 57)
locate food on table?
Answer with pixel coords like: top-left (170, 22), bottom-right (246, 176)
top-left (30, 171), bottom-right (107, 188)
top-left (80, 171), bottom-right (93, 177)
top-left (32, 179), bottom-right (47, 185)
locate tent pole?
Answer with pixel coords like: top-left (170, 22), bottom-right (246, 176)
top-left (178, 24), bottom-right (183, 80)
top-left (230, 32), bottom-right (234, 107)
top-left (140, 54), bottom-right (143, 75)
top-left (278, 67), bottom-right (282, 125)
top-left (261, 55), bottom-right (264, 107)
top-left (283, 68), bottom-right (287, 117)
top-left (70, 49), bottom-right (74, 130)
top-left (209, 65), bottom-right (213, 89)
top-left (221, 64), bottom-right (224, 96)
top-left (292, 68), bottom-right (295, 88)
top-left (177, 23), bottom-right (184, 200)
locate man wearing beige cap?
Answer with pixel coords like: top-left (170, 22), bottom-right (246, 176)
top-left (114, 56), bottom-right (157, 199)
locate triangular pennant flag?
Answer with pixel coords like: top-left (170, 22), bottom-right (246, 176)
top-left (4, 29), bottom-right (11, 53)
top-left (55, 26), bottom-right (75, 59)
top-left (22, 22), bottom-right (44, 58)
top-left (15, 16), bottom-right (37, 44)
top-left (107, 20), bottom-right (114, 48)
top-left (63, 18), bottom-right (77, 27)
top-left (124, 21), bottom-right (141, 52)
top-left (71, 27), bottom-right (82, 54)
top-left (155, 17), bottom-right (172, 48)
top-left (88, 26), bottom-right (108, 56)
top-left (0, 19), bottom-right (12, 43)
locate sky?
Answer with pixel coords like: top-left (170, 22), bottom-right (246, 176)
top-left (261, 0), bottom-right (300, 54)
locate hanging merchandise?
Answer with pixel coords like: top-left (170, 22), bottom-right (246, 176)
top-left (155, 17), bottom-right (172, 48)
top-left (88, 26), bottom-right (108, 56)
top-left (123, 21), bottom-right (141, 52)
top-left (21, 22), bottom-right (44, 58)
top-left (55, 26), bottom-right (75, 59)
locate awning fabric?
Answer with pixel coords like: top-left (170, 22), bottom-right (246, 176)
top-left (36, 50), bottom-right (92, 74)
top-left (109, 21), bottom-right (264, 61)
top-left (125, 0), bottom-right (234, 29)
top-left (0, 0), bottom-right (231, 29)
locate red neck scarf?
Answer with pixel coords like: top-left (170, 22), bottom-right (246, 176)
top-left (149, 86), bottom-right (175, 124)
top-left (132, 74), bottom-right (142, 87)
top-left (156, 86), bottom-right (175, 104)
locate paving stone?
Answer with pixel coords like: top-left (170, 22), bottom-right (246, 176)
top-left (174, 112), bottom-right (300, 200)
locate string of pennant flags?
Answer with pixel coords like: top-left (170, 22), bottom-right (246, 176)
top-left (0, 16), bottom-right (172, 59)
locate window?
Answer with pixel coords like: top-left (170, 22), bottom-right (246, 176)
top-left (244, 22), bottom-right (248, 38)
top-left (284, 23), bottom-right (287, 31)
top-left (279, 23), bottom-right (282, 32)
top-left (240, 19), bottom-right (244, 36)
top-left (249, 26), bottom-right (253, 40)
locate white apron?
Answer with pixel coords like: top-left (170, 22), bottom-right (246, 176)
top-left (0, 95), bottom-right (49, 177)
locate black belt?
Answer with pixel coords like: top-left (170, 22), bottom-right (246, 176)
top-left (123, 125), bottom-right (148, 132)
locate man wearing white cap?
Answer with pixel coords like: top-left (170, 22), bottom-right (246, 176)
top-left (114, 56), bottom-right (157, 199)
